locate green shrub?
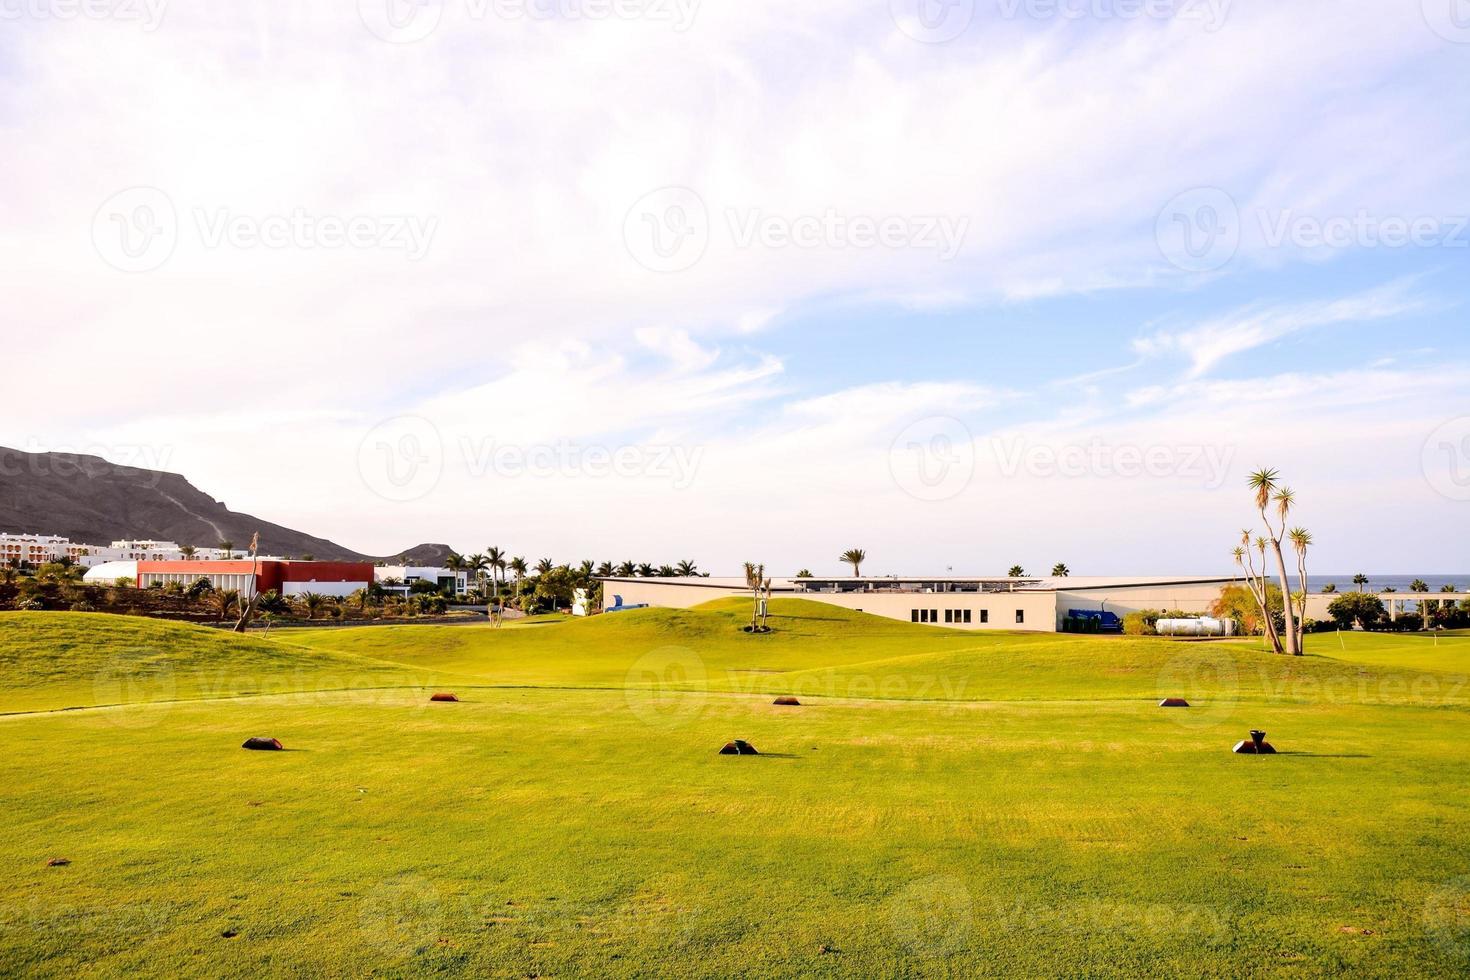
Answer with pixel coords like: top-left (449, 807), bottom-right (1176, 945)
top-left (1123, 611), bottom-right (1159, 636)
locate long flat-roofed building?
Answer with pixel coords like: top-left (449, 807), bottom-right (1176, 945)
top-left (598, 574), bottom-right (1239, 633)
top-left (86, 559), bottom-right (374, 599)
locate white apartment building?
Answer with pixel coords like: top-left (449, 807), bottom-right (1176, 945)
top-left (0, 532), bottom-right (249, 568)
top-left (375, 565), bottom-right (470, 597)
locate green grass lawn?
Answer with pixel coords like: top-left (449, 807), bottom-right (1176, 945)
top-left (2, 603), bottom-right (1469, 977)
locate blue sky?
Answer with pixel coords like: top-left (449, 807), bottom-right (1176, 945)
top-left (3, 0), bottom-right (1468, 574)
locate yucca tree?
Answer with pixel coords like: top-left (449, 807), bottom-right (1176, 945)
top-left (743, 561), bottom-right (767, 631)
top-left (1248, 468), bottom-right (1300, 655)
top-left (1051, 563), bottom-right (1069, 578)
top-left (840, 549), bottom-right (866, 576)
top-left (1235, 530), bottom-right (1282, 652)
top-left (1289, 527), bottom-right (1312, 633)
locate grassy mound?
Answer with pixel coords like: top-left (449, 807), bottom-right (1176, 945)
top-left (0, 612), bottom-right (421, 714)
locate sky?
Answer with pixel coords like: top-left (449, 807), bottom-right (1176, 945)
top-left (2, 0), bottom-right (1469, 575)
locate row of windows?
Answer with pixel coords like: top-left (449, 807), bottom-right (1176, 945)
top-left (912, 608), bottom-right (1025, 625)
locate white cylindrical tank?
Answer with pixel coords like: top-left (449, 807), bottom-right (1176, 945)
top-left (1157, 617), bottom-right (1228, 637)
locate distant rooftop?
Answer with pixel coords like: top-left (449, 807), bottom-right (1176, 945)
top-left (596, 574), bottom-right (1235, 593)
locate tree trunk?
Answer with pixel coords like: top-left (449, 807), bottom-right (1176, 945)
top-left (1268, 539), bottom-right (1300, 655)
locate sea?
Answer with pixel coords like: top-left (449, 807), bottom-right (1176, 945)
top-left (1305, 575), bottom-right (1470, 594)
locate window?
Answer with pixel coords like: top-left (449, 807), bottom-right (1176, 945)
top-left (911, 609), bottom-right (920, 623)
top-left (931, 609), bottom-right (939, 623)
top-left (944, 609), bottom-right (953, 623)
top-left (980, 610), bottom-right (989, 624)
top-left (963, 609), bottom-right (972, 624)
top-left (1016, 609), bottom-right (1025, 624)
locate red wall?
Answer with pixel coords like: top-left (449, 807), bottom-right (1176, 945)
top-left (137, 560), bottom-right (373, 592)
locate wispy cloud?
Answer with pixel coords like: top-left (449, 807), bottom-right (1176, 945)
top-left (1132, 280), bottom-right (1425, 379)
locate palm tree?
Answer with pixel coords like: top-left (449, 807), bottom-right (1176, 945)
top-left (535, 558), bottom-right (554, 576)
top-left (1007, 565), bottom-right (1025, 578)
top-left (509, 557), bottom-right (528, 593)
top-left (212, 588), bottom-right (240, 623)
top-left (1248, 468), bottom-right (1300, 655)
top-left (465, 553), bottom-right (489, 596)
top-left (578, 560), bottom-right (595, 578)
top-left (743, 562), bottom-right (766, 631)
top-left (298, 592), bottom-right (326, 620)
top-left (1051, 563), bottom-right (1070, 577)
top-left (218, 540), bottom-right (235, 559)
top-left (596, 561), bottom-right (614, 577)
top-left (1289, 527), bottom-right (1312, 634)
top-left (840, 549), bottom-right (866, 576)
top-left (614, 560), bottom-right (635, 577)
top-left (1353, 573), bottom-right (1370, 591)
top-left (795, 569), bottom-right (812, 578)
top-left (1411, 579), bottom-right (1430, 593)
top-left (676, 560), bottom-right (698, 576)
top-left (657, 564), bottom-right (677, 577)
top-left (180, 544), bottom-right (197, 560)
top-left (485, 547), bottom-right (506, 598)
top-left (636, 563), bottom-right (655, 577)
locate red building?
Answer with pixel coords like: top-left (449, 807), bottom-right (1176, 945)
top-left (133, 560), bottom-right (374, 598)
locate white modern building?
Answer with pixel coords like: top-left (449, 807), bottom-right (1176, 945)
top-left (0, 532), bottom-right (253, 568)
top-left (375, 565), bottom-right (471, 597)
top-left (598, 574), bottom-right (1241, 633)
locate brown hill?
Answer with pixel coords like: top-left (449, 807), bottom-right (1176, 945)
top-left (0, 447), bottom-right (454, 565)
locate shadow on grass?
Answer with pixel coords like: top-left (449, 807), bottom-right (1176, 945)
top-left (1275, 751), bottom-right (1371, 759)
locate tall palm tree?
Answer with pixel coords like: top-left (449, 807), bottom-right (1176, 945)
top-left (218, 540), bottom-right (235, 559)
top-left (596, 561), bottom-right (614, 577)
top-left (1007, 565), bottom-right (1025, 578)
top-left (676, 559), bottom-right (698, 576)
top-left (535, 558), bottom-right (553, 577)
top-left (1289, 527), bottom-right (1312, 636)
top-left (465, 553), bottom-right (489, 596)
top-left (1248, 468), bottom-right (1300, 655)
top-left (485, 547), bottom-right (506, 597)
top-left (508, 557), bottom-right (528, 594)
top-left (1353, 573), bottom-right (1369, 591)
top-left (180, 544), bottom-right (197, 560)
top-left (1051, 563), bottom-right (1070, 577)
top-left (1410, 579), bottom-right (1430, 593)
top-left (840, 549), bottom-right (866, 576)
top-left (615, 560), bottom-right (635, 577)
top-left (636, 563), bottom-right (655, 577)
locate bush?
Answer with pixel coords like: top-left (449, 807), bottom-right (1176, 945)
top-left (16, 599), bottom-right (44, 611)
top-left (69, 601), bottom-right (97, 612)
top-left (1123, 611), bottom-right (1160, 636)
top-left (1327, 592), bottom-right (1386, 630)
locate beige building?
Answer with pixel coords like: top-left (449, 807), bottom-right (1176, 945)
top-left (600, 574), bottom-right (1239, 633)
